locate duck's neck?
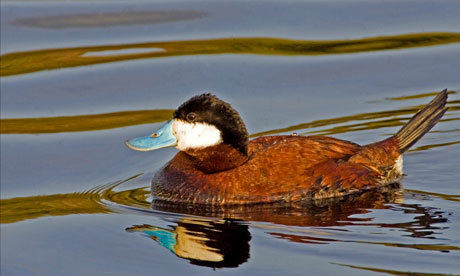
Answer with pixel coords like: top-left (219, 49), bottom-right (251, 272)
top-left (184, 143), bottom-right (249, 173)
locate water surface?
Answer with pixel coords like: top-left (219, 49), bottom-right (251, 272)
top-left (1, 1), bottom-right (460, 275)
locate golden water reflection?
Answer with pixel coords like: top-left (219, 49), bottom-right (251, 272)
top-left (0, 109), bottom-right (173, 134)
top-left (251, 95), bottom-right (459, 138)
top-left (0, 175), bottom-right (148, 224)
top-left (1, 32), bottom-right (459, 76)
top-left (1, 92), bottom-right (458, 137)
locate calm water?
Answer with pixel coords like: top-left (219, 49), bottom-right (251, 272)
top-left (1, 1), bottom-right (460, 275)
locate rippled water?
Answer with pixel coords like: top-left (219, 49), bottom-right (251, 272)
top-left (1, 1), bottom-right (460, 275)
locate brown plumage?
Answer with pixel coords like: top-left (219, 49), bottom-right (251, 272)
top-left (143, 90), bottom-right (449, 205)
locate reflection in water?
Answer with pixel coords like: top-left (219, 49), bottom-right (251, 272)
top-left (1, 177), bottom-right (456, 268)
top-left (251, 95), bottom-right (459, 139)
top-left (151, 184), bottom-right (403, 227)
top-left (405, 189), bottom-right (459, 203)
top-left (1, 92), bottom-right (458, 139)
top-left (0, 175), bottom-right (147, 224)
top-left (12, 10), bottom-right (207, 29)
top-left (387, 91), bottom-right (453, 101)
top-left (125, 185), bottom-right (456, 268)
top-left (127, 218), bottom-right (250, 268)
top-left (0, 190), bottom-right (108, 224)
top-left (0, 109), bottom-right (173, 134)
top-left (1, 32), bottom-right (459, 76)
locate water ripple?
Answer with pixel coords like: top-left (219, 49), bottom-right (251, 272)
top-left (1, 91), bottom-right (458, 142)
top-left (1, 32), bottom-right (459, 76)
top-left (1, 173), bottom-right (456, 269)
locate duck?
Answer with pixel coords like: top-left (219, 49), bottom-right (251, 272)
top-left (126, 89), bottom-right (448, 205)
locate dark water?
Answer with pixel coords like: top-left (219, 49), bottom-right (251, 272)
top-left (1, 1), bottom-right (460, 275)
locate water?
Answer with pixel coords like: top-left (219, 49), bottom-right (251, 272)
top-left (1, 1), bottom-right (460, 275)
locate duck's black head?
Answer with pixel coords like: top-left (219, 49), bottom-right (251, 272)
top-left (125, 93), bottom-right (249, 156)
top-left (173, 93), bottom-right (249, 155)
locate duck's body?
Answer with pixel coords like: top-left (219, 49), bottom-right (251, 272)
top-left (127, 90), bottom-right (448, 205)
top-left (154, 136), bottom-right (399, 204)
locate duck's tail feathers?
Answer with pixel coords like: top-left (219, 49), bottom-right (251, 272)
top-left (394, 89), bottom-right (448, 154)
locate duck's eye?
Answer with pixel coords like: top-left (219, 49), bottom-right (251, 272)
top-left (186, 112), bottom-right (197, 122)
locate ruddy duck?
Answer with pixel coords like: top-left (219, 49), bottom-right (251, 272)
top-left (126, 90), bottom-right (448, 205)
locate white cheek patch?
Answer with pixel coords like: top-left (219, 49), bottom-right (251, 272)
top-left (172, 120), bottom-right (223, 151)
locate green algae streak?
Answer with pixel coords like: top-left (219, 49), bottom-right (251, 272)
top-left (1, 32), bottom-right (460, 76)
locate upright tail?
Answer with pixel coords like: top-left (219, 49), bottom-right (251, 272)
top-left (394, 89), bottom-right (448, 153)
